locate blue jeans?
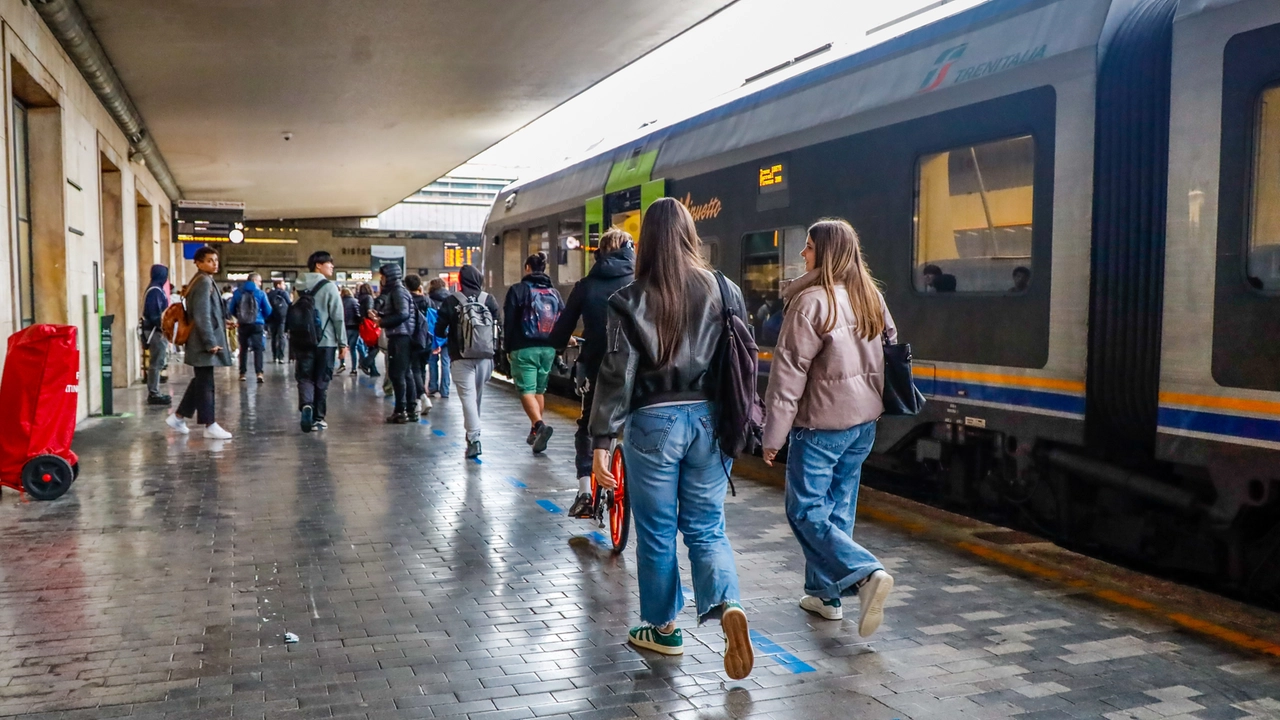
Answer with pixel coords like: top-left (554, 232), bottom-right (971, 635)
top-left (428, 348), bottom-right (451, 397)
top-left (785, 421), bottom-right (883, 600)
top-left (624, 402), bottom-right (740, 626)
top-left (346, 327), bottom-right (363, 370)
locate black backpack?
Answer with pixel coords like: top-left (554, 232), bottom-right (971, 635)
top-left (235, 290), bottom-right (260, 325)
top-left (410, 300), bottom-right (432, 351)
top-left (287, 280), bottom-right (329, 351)
top-left (268, 290), bottom-right (289, 320)
top-left (711, 272), bottom-right (764, 459)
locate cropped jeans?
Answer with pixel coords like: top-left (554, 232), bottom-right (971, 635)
top-left (624, 401), bottom-right (740, 626)
top-left (785, 421), bottom-right (884, 600)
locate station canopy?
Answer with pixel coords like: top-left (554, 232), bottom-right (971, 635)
top-left (76, 0), bottom-right (735, 219)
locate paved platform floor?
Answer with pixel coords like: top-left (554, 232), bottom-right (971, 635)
top-left (4, 363), bottom-right (1280, 719)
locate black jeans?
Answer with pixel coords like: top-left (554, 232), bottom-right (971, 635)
top-left (295, 347), bottom-right (336, 419)
top-left (268, 323), bottom-right (288, 362)
top-left (387, 335), bottom-right (414, 414)
top-left (410, 347), bottom-right (429, 402)
top-left (176, 366), bottom-right (216, 425)
top-left (575, 381), bottom-right (596, 479)
top-left (238, 324), bottom-right (265, 375)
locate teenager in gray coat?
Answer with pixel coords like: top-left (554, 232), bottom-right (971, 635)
top-left (168, 246), bottom-right (234, 439)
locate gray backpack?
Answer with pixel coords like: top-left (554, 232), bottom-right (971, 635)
top-left (452, 291), bottom-right (495, 359)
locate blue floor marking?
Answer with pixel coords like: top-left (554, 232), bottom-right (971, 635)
top-left (588, 531), bottom-right (609, 546)
top-left (418, 419), bottom-right (430, 425)
top-left (749, 630), bottom-right (816, 673)
top-left (432, 430), bottom-right (446, 437)
top-left (536, 500), bottom-right (562, 514)
top-left (507, 477), bottom-right (527, 488)
top-left (472, 458), bottom-right (483, 465)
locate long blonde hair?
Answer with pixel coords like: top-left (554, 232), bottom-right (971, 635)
top-left (808, 218), bottom-right (884, 340)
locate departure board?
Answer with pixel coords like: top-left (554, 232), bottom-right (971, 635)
top-left (759, 161), bottom-right (787, 194)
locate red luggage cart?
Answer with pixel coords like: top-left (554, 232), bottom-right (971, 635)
top-left (0, 324), bottom-right (80, 500)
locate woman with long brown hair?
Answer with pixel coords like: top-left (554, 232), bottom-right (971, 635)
top-left (590, 197), bottom-right (754, 680)
top-left (762, 218), bottom-right (897, 638)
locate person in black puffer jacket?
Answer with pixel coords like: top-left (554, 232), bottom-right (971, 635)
top-left (549, 229), bottom-right (635, 516)
top-left (378, 263), bottom-right (417, 423)
top-left (427, 279), bottom-right (452, 398)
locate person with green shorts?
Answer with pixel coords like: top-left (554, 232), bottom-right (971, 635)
top-left (503, 252), bottom-right (564, 454)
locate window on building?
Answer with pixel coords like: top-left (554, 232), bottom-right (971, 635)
top-left (1249, 85), bottom-right (1280, 292)
top-left (914, 135), bottom-right (1035, 294)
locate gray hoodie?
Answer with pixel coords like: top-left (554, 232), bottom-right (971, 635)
top-left (297, 272), bottom-right (347, 350)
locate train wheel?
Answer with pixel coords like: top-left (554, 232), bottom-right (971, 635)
top-left (22, 455), bottom-right (74, 501)
top-left (610, 446), bottom-right (631, 554)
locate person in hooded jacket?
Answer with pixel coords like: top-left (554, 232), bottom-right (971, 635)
top-left (295, 251), bottom-right (347, 432)
top-left (229, 274), bottom-right (273, 383)
top-left (549, 228), bottom-right (635, 516)
top-left (426, 278), bottom-right (451, 398)
top-left (503, 252), bottom-right (562, 454)
top-left (435, 264), bottom-right (501, 458)
top-left (141, 264), bottom-right (172, 405)
top-left (378, 263), bottom-right (418, 423)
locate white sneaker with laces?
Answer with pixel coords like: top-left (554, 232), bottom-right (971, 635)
top-left (799, 595), bottom-right (843, 620)
top-left (857, 570), bottom-right (894, 638)
top-left (203, 423), bottom-right (233, 440)
top-left (166, 413), bottom-right (189, 435)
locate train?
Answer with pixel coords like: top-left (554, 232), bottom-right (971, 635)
top-left (480, 0), bottom-right (1280, 604)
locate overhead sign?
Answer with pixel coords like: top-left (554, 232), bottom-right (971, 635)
top-left (174, 200), bottom-right (246, 244)
top-left (371, 245), bottom-right (406, 274)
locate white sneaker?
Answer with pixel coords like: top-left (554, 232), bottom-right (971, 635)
top-left (203, 423), bottom-right (233, 440)
top-left (799, 595), bottom-right (843, 620)
top-left (166, 413), bottom-right (189, 435)
top-left (857, 570), bottom-right (894, 638)
top-left (421, 395), bottom-right (432, 411)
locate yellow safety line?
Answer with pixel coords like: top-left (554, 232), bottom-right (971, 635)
top-left (1160, 391), bottom-right (1280, 418)
top-left (914, 366), bottom-right (1086, 394)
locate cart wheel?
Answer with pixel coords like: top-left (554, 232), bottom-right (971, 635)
top-left (22, 455), bottom-right (74, 501)
top-left (609, 446), bottom-right (631, 554)
top-left (72, 462), bottom-right (80, 480)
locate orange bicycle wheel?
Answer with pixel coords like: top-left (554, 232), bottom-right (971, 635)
top-left (609, 445), bottom-right (631, 553)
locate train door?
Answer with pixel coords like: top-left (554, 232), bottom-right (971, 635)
top-left (740, 226), bottom-right (807, 377)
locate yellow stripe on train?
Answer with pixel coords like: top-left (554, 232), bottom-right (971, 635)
top-left (913, 367), bottom-right (1085, 394)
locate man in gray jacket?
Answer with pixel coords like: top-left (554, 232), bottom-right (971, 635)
top-left (168, 246), bottom-right (234, 439)
top-left (295, 251), bottom-right (347, 432)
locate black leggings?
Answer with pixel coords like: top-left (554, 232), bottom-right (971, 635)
top-left (176, 366), bottom-right (216, 425)
top-left (387, 335), bottom-right (413, 414)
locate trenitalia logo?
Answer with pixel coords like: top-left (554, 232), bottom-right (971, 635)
top-left (918, 44), bottom-right (968, 93)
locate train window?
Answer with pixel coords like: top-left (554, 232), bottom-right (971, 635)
top-left (914, 135), bottom-right (1035, 293)
top-left (560, 219), bottom-right (584, 285)
top-left (741, 227), bottom-right (805, 347)
top-left (1248, 85), bottom-right (1280, 292)
top-left (527, 226), bottom-right (549, 258)
top-left (699, 236), bottom-right (719, 266)
top-left (502, 229), bottom-right (522, 287)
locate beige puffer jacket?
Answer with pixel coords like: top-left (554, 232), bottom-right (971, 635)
top-left (761, 270), bottom-right (898, 451)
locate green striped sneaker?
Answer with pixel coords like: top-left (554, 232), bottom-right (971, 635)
top-left (628, 625), bottom-right (683, 655)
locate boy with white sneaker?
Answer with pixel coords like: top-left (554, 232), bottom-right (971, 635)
top-left (167, 246), bottom-right (234, 440)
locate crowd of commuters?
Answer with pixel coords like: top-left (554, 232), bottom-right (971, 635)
top-left (149, 200), bottom-right (904, 684)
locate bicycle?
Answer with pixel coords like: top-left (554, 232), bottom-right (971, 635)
top-left (591, 441), bottom-right (631, 554)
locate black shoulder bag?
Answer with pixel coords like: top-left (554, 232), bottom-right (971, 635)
top-left (881, 335), bottom-right (926, 416)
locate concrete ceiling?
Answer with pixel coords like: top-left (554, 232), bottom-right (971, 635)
top-left (75, 0), bottom-right (735, 220)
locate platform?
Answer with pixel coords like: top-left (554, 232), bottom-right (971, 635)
top-left (2, 364), bottom-right (1280, 720)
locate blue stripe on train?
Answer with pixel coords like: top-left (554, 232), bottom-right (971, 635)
top-left (930, 380), bottom-right (1086, 416)
top-left (1158, 407), bottom-right (1280, 444)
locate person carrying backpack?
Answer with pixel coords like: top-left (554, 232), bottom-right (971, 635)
top-left (266, 279), bottom-right (292, 364)
top-left (290, 251), bottom-right (347, 433)
top-left (589, 198), bottom-right (754, 679)
top-left (405, 274), bottom-right (434, 416)
top-left (425, 278), bottom-right (452, 399)
top-left (503, 252), bottom-right (563, 454)
top-left (229, 274), bottom-right (272, 383)
top-left (167, 246), bottom-right (234, 440)
top-left (435, 264), bottom-right (500, 459)
top-left (141, 264), bottom-right (172, 406)
top-left (762, 219), bottom-right (897, 638)
top-left (377, 263), bottom-right (417, 424)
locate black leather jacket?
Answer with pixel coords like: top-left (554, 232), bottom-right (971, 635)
top-left (588, 270), bottom-right (746, 448)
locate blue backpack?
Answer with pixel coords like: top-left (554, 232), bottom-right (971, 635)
top-left (521, 285), bottom-right (562, 341)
